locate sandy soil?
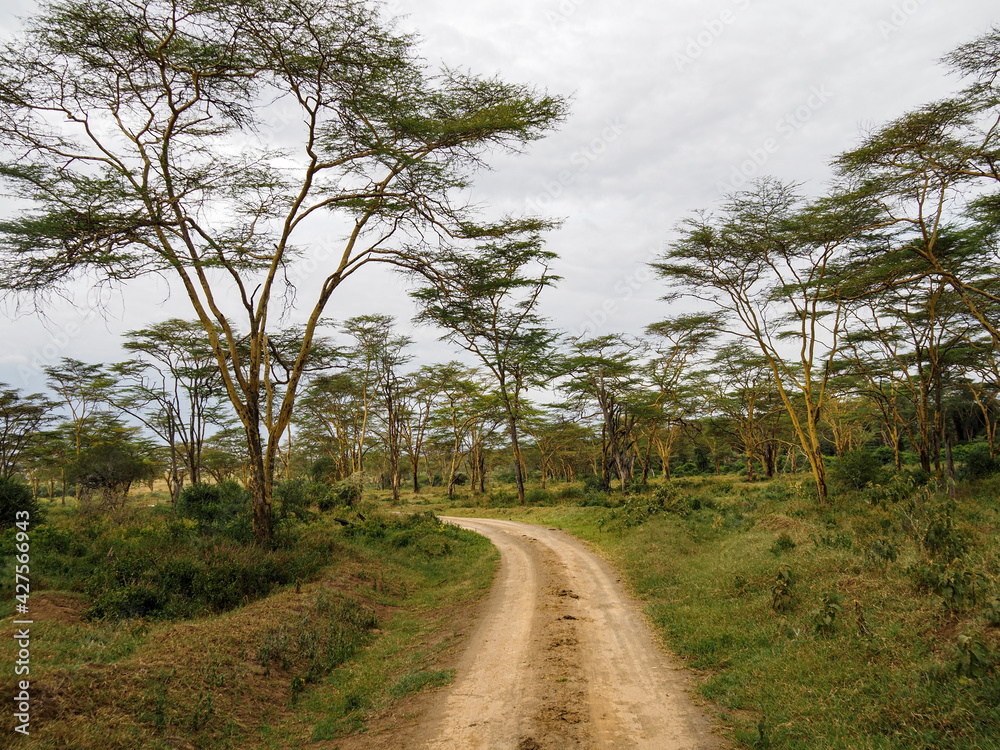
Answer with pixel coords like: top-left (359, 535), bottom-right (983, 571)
top-left (336, 517), bottom-right (728, 750)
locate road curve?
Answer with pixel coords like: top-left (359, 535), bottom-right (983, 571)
top-left (416, 517), bottom-right (726, 750)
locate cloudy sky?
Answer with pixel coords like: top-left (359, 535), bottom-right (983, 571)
top-left (1, 0), bottom-right (998, 393)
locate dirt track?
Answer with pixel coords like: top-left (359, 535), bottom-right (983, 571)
top-left (404, 517), bottom-right (727, 749)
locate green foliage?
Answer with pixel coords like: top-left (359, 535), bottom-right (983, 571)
top-left (341, 511), bottom-right (461, 559)
top-left (954, 633), bottom-right (993, 678)
top-left (922, 501), bottom-right (969, 562)
top-left (177, 480), bottom-right (252, 541)
top-left (256, 592), bottom-right (378, 686)
top-left (82, 514), bottom-right (334, 619)
top-left (831, 449), bottom-right (886, 491)
top-left (771, 564), bottom-right (796, 614)
top-left (862, 473), bottom-right (915, 506)
top-left (330, 476), bottom-right (362, 507)
top-left (960, 444), bottom-right (999, 481)
top-left (910, 558), bottom-right (985, 611)
top-left (525, 487), bottom-right (554, 504)
top-left (598, 483), bottom-right (684, 530)
top-left (862, 536), bottom-right (898, 566)
top-left (273, 478), bottom-right (318, 523)
top-left (984, 595), bottom-right (1000, 627)
top-left (811, 591), bottom-right (843, 635)
top-left (769, 533), bottom-right (796, 556)
top-left (0, 476), bottom-right (40, 529)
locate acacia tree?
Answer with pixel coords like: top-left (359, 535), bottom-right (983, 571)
top-left (561, 335), bottom-right (645, 491)
top-left (344, 315), bottom-right (411, 503)
top-left (702, 343), bottom-right (784, 482)
top-left (398, 366), bottom-right (439, 494)
top-left (0, 0), bottom-right (565, 539)
top-left (410, 238), bottom-right (558, 505)
top-left (654, 179), bottom-right (878, 500)
top-left (0, 384), bottom-right (56, 480)
top-left (834, 28), bottom-right (1000, 353)
top-left (110, 319), bottom-right (230, 501)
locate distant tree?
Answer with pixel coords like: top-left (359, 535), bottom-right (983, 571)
top-left (44, 358), bottom-right (114, 501)
top-left (654, 179), bottom-right (879, 500)
top-left (110, 319), bottom-right (231, 502)
top-left (343, 315), bottom-right (412, 503)
top-left (422, 363), bottom-right (482, 499)
top-left (560, 335), bottom-right (645, 491)
top-left (0, 384), bottom-right (56, 480)
top-left (69, 417), bottom-right (157, 512)
top-left (702, 343), bottom-right (784, 482)
top-left (411, 238), bottom-right (558, 504)
top-left (398, 367), bottom-right (440, 494)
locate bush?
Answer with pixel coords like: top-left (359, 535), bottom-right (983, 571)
top-left (871, 445), bottom-right (896, 465)
top-left (273, 479), bottom-right (317, 522)
top-left (177, 481), bottom-right (252, 540)
top-left (330, 477), bottom-right (362, 507)
top-left (0, 477), bottom-right (40, 529)
top-left (525, 487), bottom-right (554, 505)
top-left (831, 450), bottom-right (886, 491)
top-left (556, 483), bottom-right (583, 500)
top-left (961, 444), bottom-right (999, 481)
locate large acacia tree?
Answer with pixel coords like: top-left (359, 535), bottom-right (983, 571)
top-left (0, 0), bottom-right (566, 539)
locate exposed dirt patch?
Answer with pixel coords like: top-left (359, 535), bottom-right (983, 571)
top-left (26, 593), bottom-right (86, 624)
top-left (755, 514), bottom-right (807, 532)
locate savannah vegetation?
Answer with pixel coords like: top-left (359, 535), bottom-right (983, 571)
top-left (0, 1), bottom-right (1000, 748)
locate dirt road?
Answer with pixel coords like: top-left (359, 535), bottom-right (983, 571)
top-left (405, 517), bottom-right (727, 750)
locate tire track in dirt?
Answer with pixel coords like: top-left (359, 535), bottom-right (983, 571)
top-left (418, 517), bottom-right (726, 750)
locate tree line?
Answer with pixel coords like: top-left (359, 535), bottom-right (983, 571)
top-left (0, 0), bottom-right (997, 538)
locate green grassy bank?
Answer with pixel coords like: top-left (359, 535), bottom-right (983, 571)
top-left (439, 473), bottom-right (1000, 749)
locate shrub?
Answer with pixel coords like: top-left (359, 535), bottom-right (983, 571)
top-left (556, 484), bottom-right (583, 500)
top-left (0, 477), bottom-right (40, 529)
top-left (330, 477), bottom-right (362, 507)
top-left (811, 592), bottom-right (843, 635)
top-left (770, 533), bottom-right (796, 556)
top-left (525, 487), bottom-right (554, 505)
top-left (772, 564), bottom-right (797, 614)
top-left (273, 479), bottom-right (316, 523)
top-left (961, 444), bottom-right (999, 481)
top-left (910, 558), bottom-right (985, 611)
top-left (177, 481), bottom-right (252, 541)
top-left (831, 450), bottom-right (886, 491)
top-left (954, 633), bottom-right (993, 678)
top-left (862, 473), bottom-right (914, 506)
top-left (923, 501), bottom-right (969, 562)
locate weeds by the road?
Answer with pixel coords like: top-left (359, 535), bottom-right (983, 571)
top-left (0, 501), bottom-right (496, 748)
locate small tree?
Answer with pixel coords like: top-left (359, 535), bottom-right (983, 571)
top-left (411, 238), bottom-right (558, 504)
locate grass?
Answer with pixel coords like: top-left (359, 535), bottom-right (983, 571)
top-left (431, 472), bottom-right (1000, 749)
top-left (0, 497), bottom-right (497, 749)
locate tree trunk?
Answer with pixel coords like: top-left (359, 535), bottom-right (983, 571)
top-left (509, 416), bottom-right (526, 504)
top-left (246, 428), bottom-right (273, 542)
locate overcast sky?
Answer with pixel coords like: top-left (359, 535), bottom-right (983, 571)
top-left (1, 0), bottom-right (998, 394)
